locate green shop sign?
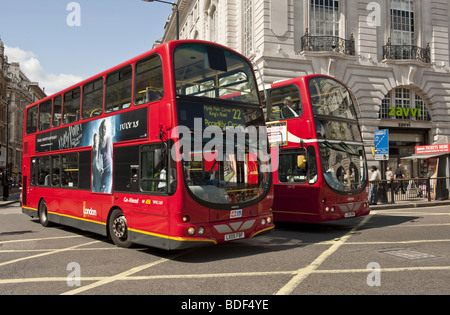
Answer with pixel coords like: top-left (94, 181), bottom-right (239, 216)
top-left (388, 106), bottom-right (421, 118)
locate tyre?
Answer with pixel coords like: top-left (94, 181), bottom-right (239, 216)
top-left (108, 209), bottom-right (132, 248)
top-left (38, 199), bottom-right (52, 227)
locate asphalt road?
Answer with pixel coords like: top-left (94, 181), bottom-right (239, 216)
top-left (0, 203), bottom-right (449, 301)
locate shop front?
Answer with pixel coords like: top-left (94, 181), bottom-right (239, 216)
top-left (375, 127), bottom-right (431, 179)
top-left (403, 139), bottom-right (450, 200)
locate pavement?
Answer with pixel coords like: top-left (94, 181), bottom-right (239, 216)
top-left (1, 187), bottom-right (449, 210)
top-left (0, 186), bottom-right (21, 208)
top-left (370, 199), bottom-right (450, 210)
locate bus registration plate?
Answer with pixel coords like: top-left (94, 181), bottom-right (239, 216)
top-left (225, 232), bottom-right (245, 241)
top-left (345, 212), bottom-right (355, 218)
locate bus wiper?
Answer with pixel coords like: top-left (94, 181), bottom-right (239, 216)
top-left (320, 140), bottom-right (360, 157)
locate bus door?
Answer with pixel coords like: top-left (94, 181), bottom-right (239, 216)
top-left (120, 143), bottom-right (173, 236)
top-left (274, 146), bottom-right (319, 217)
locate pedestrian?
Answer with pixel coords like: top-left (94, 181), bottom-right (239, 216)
top-left (386, 166), bottom-right (393, 188)
top-left (394, 163), bottom-right (406, 194)
top-left (369, 165), bottom-right (381, 205)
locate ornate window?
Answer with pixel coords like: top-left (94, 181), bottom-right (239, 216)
top-left (310, 0), bottom-right (340, 37)
top-left (391, 0), bottom-right (415, 45)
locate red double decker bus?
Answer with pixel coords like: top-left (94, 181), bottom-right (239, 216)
top-left (264, 75), bottom-right (370, 223)
top-left (22, 40), bottom-right (274, 250)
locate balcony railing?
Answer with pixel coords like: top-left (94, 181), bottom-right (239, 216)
top-left (301, 29), bottom-right (355, 56)
top-left (383, 39), bottom-right (431, 64)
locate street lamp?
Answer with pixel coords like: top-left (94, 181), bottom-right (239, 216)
top-left (141, 0), bottom-right (180, 40)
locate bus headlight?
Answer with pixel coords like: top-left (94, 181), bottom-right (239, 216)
top-left (267, 216), bottom-right (272, 224)
top-left (198, 227), bottom-right (205, 235)
top-left (261, 218), bottom-right (266, 225)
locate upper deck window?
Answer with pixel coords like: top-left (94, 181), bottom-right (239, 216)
top-left (173, 43), bottom-right (259, 104)
top-left (63, 87), bottom-right (81, 125)
top-left (105, 65), bottom-right (132, 113)
top-left (26, 105), bottom-right (38, 134)
top-left (135, 55), bottom-right (164, 105)
top-left (267, 84), bottom-right (302, 121)
top-left (38, 99), bottom-right (52, 131)
top-left (82, 77), bottom-right (104, 119)
top-left (52, 95), bottom-right (62, 128)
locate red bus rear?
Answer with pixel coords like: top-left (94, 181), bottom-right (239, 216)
top-left (265, 75), bottom-right (370, 223)
top-left (22, 40), bottom-right (274, 250)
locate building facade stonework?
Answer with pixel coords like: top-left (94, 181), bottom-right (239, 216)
top-left (158, 0), bottom-right (450, 177)
top-left (0, 39), bottom-right (46, 180)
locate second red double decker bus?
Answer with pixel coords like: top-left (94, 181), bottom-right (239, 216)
top-left (264, 75), bottom-right (370, 223)
top-left (21, 40), bottom-right (274, 250)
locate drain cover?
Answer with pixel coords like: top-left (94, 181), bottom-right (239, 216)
top-left (379, 248), bottom-right (439, 260)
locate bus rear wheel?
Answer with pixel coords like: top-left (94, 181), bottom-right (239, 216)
top-left (109, 209), bottom-right (132, 248)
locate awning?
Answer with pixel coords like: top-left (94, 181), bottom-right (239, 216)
top-left (402, 152), bottom-right (449, 160)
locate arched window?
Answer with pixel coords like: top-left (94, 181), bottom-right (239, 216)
top-left (380, 87), bottom-right (431, 121)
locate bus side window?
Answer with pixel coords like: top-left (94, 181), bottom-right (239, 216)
top-left (30, 158), bottom-right (37, 186)
top-left (141, 145), bottom-right (167, 193)
top-left (135, 55), bottom-right (164, 105)
top-left (39, 99), bottom-right (52, 131)
top-left (105, 65), bottom-right (132, 113)
top-left (26, 105), bottom-right (38, 134)
top-left (82, 77), bottom-right (104, 119)
top-left (63, 87), bottom-right (81, 125)
top-left (61, 154), bottom-right (79, 188)
top-left (113, 145), bottom-right (140, 192)
top-left (37, 156), bottom-right (51, 186)
top-left (52, 95), bottom-right (62, 128)
top-left (51, 156), bottom-right (61, 187)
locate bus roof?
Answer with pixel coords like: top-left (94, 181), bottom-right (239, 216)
top-left (25, 39), bottom-right (248, 111)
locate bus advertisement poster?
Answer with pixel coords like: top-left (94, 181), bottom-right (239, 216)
top-left (35, 107), bottom-right (148, 153)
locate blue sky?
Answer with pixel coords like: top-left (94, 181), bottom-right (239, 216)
top-left (0, 0), bottom-right (172, 95)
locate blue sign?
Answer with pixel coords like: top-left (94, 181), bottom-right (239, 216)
top-left (374, 129), bottom-right (389, 160)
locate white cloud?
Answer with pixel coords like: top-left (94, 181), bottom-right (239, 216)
top-left (5, 46), bottom-right (83, 95)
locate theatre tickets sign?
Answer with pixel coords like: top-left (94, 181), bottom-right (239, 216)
top-left (415, 143), bottom-right (450, 155)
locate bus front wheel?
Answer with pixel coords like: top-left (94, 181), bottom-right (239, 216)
top-left (108, 209), bottom-right (132, 248)
top-left (38, 199), bottom-right (51, 227)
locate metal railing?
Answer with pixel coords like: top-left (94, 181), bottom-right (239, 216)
top-left (382, 39), bottom-right (431, 63)
top-left (301, 30), bottom-right (355, 56)
top-left (369, 177), bottom-right (450, 205)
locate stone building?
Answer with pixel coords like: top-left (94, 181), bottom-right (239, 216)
top-left (0, 39), bottom-right (46, 181)
top-left (156, 0), bottom-right (450, 178)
